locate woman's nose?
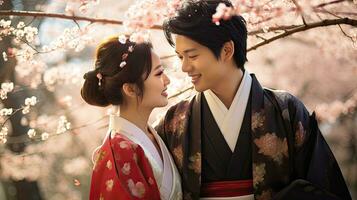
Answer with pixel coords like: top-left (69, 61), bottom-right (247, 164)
top-left (163, 74), bottom-right (170, 85)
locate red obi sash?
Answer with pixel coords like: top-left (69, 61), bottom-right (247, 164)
top-left (201, 180), bottom-right (253, 197)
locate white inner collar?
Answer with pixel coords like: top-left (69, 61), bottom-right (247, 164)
top-left (109, 115), bottom-right (164, 171)
top-left (203, 71), bottom-right (252, 152)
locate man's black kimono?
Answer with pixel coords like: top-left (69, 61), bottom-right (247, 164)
top-left (156, 74), bottom-right (351, 200)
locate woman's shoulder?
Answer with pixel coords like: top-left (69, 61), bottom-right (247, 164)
top-left (110, 132), bottom-right (144, 160)
top-left (111, 132), bottom-right (140, 148)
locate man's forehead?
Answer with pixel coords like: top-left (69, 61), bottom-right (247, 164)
top-left (174, 35), bottom-right (199, 53)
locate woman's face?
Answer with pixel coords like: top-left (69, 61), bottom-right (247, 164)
top-left (140, 50), bottom-right (170, 109)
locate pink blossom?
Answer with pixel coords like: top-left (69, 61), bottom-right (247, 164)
top-left (127, 179), bottom-right (146, 198)
top-left (254, 133), bottom-right (288, 164)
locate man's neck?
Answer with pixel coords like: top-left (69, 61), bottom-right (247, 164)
top-left (211, 68), bottom-right (244, 109)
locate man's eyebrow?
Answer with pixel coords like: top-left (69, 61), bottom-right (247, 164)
top-left (175, 48), bottom-right (197, 54)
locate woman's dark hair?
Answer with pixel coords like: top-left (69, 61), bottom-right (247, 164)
top-left (163, 0), bottom-right (247, 69)
top-left (81, 36), bottom-right (153, 107)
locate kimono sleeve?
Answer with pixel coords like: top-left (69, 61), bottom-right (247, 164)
top-left (154, 99), bottom-right (193, 146)
top-left (110, 134), bottom-right (161, 200)
top-left (274, 97), bottom-right (352, 200)
top-left (154, 116), bottom-right (167, 144)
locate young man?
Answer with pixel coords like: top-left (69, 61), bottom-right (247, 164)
top-left (156, 0), bottom-right (351, 200)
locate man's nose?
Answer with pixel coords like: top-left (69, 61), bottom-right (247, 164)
top-left (181, 58), bottom-right (192, 73)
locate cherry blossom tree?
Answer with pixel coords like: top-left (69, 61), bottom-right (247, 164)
top-left (0, 0), bottom-right (356, 199)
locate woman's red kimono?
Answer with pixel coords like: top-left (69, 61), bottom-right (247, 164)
top-left (89, 132), bottom-right (161, 200)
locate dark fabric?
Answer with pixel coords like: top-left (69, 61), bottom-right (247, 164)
top-left (273, 179), bottom-right (340, 200)
top-left (201, 93), bottom-right (252, 183)
top-left (155, 74), bottom-right (352, 200)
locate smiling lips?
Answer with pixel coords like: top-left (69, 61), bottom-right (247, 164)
top-left (189, 74), bottom-right (201, 84)
top-left (162, 88), bottom-right (168, 97)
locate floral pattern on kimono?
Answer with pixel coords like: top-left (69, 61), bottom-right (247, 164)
top-left (89, 133), bottom-right (161, 200)
top-left (156, 74), bottom-right (351, 200)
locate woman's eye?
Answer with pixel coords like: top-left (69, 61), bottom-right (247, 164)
top-left (156, 71), bottom-right (164, 76)
top-left (189, 55), bottom-right (198, 59)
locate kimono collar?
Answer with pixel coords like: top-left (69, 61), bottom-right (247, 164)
top-left (108, 115), bottom-right (164, 172)
top-left (203, 70), bottom-right (252, 152)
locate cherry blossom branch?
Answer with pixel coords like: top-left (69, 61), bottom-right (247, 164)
top-left (168, 86), bottom-right (194, 99)
top-left (338, 24), bottom-right (355, 43)
top-left (2, 89), bottom-right (192, 145)
top-left (0, 107), bottom-right (24, 128)
top-left (160, 54), bottom-right (177, 60)
top-left (315, 0), bottom-right (346, 8)
top-left (0, 10), bottom-right (163, 30)
top-left (248, 18), bottom-right (357, 51)
top-left (291, 0), bottom-right (307, 25)
top-left (0, 0), bottom-right (350, 31)
top-left (2, 10), bottom-right (355, 53)
top-left (315, 10), bottom-right (357, 17)
top-left (3, 115), bottom-right (107, 144)
top-left (248, 25), bottom-right (301, 35)
top-left (236, 0), bottom-right (349, 26)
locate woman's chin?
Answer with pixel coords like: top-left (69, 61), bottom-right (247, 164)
top-left (160, 99), bottom-right (169, 107)
top-left (152, 99), bottom-right (168, 108)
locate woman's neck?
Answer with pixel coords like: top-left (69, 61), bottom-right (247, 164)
top-left (119, 105), bottom-right (152, 134)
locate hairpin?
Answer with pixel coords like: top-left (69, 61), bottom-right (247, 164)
top-left (118, 34), bottom-right (127, 44)
top-left (128, 45), bottom-right (134, 52)
top-left (119, 61), bottom-right (127, 68)
top-left (96, 73), bottom-right (103, 86)
top-left (117, 35), bottom-right (135, 68)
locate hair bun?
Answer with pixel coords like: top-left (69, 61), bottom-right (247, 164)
top-left (81, 69), bottom-right (109, 107)
top-left (83, 70), bottom-right (96, 80)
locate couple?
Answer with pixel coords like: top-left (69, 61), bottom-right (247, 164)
top-left (82, 1), bottom-right (351, 200)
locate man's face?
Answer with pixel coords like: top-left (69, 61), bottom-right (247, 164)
top-left (175, 35), bottom-right (226, 92)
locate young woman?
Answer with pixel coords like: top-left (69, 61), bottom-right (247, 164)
top-left (81, 36), bottom-right (182, 200)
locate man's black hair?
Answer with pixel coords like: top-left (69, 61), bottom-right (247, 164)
top-left (163, 0), bottom-right (248, 69)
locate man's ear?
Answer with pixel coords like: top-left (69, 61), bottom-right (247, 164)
top-left (122, 83), bottom-right (138, 98)
top-left (220, 40), bottom-right (234, 62)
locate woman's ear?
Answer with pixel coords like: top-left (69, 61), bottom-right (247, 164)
top-left (122, 83), bottom-right (138, 98)
top-left (220, 40), bottom-right (234, 62)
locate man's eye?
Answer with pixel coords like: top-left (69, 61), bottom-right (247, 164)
top-left (189, 55), bottom-right (198, 59)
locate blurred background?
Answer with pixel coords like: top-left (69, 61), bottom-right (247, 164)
top-left (0, 0), bottom-right (356, 199)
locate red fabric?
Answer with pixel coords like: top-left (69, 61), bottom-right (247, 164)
top-left (201, 180), bottom-right (253, 197)
top-left (90, 133), bottom-right (161, 200)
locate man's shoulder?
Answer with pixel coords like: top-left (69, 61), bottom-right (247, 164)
top-left (264, 87), bottom-right (295, 101)
top-left (157, 95), bottom-right (195, 131)
top-left (264, 88), bottom-right (304, 106)
top-left (155, 96), bottom-right (195, 138)
top-left (166, 95), bottom-right (195, 116)
top-left (263, 87), bottom-right (310, 118)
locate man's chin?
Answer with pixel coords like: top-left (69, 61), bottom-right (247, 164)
top-left (193, 84), bottom-right (209, 93)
